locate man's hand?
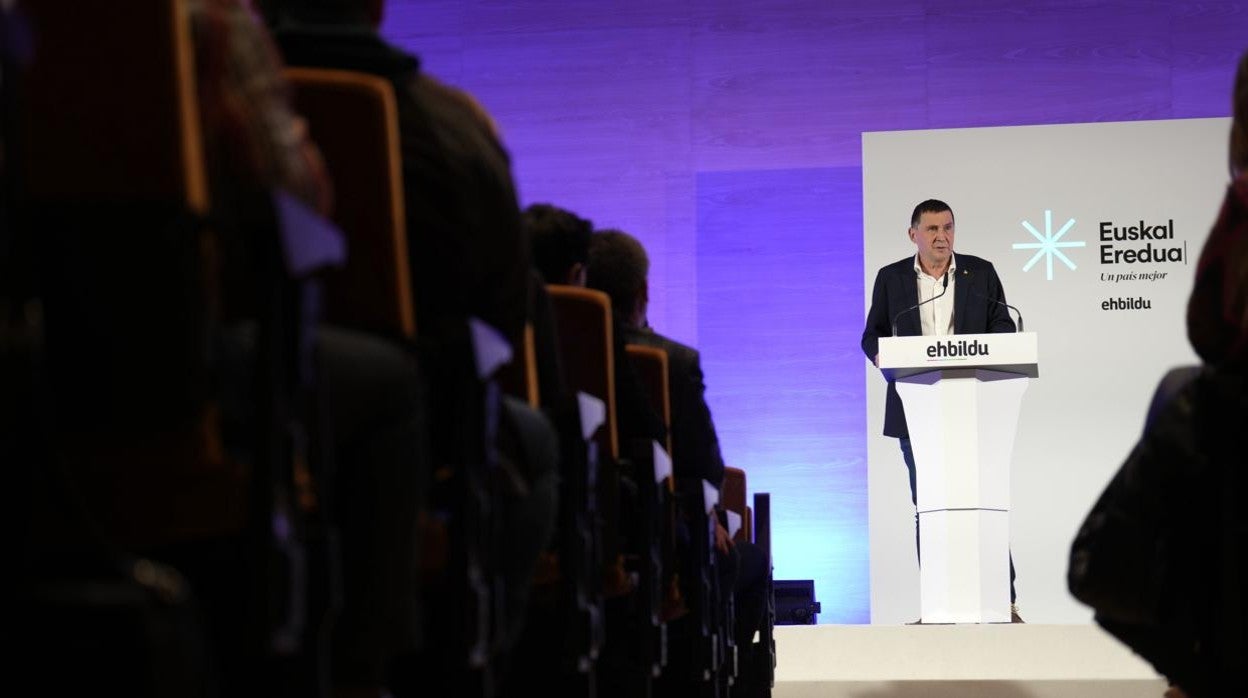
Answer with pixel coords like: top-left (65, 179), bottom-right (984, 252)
top-left (714, 519), bottom-right (733, 555)
top-left (874, 353), bottom-right (879, 368)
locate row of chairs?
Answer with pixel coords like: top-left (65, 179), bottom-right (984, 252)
top-left (288, 57), bottom-right (777, 697)
top-left (9, 3), bottom-right (333, 698)
top-left (4, 1), bottom-right (777, 696)
top-left (284, 63), bottom-right (517, 696)
top-left (527, 284), bottom-right (776, 698)
top-left (283, 42), bottom-right (779, 695)
top-left (5, 2), bottom-right (507, 697)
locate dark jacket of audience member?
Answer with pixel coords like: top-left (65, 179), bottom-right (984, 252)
top-left (266, 8), bottom-right (559, 688)
top-left (1069, 366), bottom-right (1246, 698)
top-left (623, 326), bottom-right (725, 488)
top-left (587, 230), bottom-right (723, 486)
top-left (270, 5), bottom-right (529, 354)
top-left (587, 228), bottom-right (767, 657)
top-left (196, 1), bottom-right (428, 690)
top-left (1070, 51), bottom-right (1248, 698)
top-left (522, 203), bottom-right (665, 444)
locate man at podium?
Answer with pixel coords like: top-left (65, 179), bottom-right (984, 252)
top-left (860, 198), bottom-right (1021, 619)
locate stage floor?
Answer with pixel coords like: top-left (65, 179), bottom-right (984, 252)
top-left (773, 623), bottom-right (1169, 697)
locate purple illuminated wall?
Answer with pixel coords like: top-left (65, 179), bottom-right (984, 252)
top-left (382, 0), bottom-right (1246, 623)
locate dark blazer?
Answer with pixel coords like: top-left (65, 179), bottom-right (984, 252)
top-left (613, 319), bottom-right (668, 445)
top-left (625, 327), bottom-right (725, 488)
top-left (1069, 366), bottom-right (1247, 696)
top-left (861, 253), bottom-right (1016, 438)
top-left (274, 21), bottom-right (529, 355)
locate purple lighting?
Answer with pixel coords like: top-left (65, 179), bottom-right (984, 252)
top-left (697, 167), bottom-right (869, 623)
top-left (382, 0), bottom-right (1245, 623)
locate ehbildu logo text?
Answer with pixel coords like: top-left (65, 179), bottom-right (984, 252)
top-left (926, 339), bottom-right (990, 359)
top-left (1102, 296), bottom-right (1152, 311)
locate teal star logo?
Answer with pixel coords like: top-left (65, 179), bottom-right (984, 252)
top-left (1013, 209), bottom-right (1086, 281)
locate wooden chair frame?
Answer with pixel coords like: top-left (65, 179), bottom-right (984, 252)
top-left (283, 66), bottom-right (416, 340)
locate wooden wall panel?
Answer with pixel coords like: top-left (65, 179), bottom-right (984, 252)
top-left (1170, 1), bottom-right (1247, 117)
top-left (458, 23), bottom-right (693, 333)
top-left (925, 1), bottom-right (1173, 127)
top-left (697, 166), bottom-right (869, 621)
top-left (691, 0), bottom-right (928, 171)
top-left (463, 0), bottom-right (691, 33)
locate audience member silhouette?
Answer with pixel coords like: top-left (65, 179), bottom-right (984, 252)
top-left (522, 202), bottom-right (666, 444)
top-left (188, 2), bottom-right (429, 695)
top-left (262, 0), bottom-right (528, 354)
top-left (586, 228), bottom-right (769, 689)
top-left (262, 2), bottom-right (560, 693)
top-left (1069, 50), bottom-right (1248, 698)
top-left (7, 2), bottom-right (430, 697)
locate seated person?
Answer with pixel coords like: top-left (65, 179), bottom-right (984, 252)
top-left (586, 229), bottom-right (767, 660)
top-left (262, 0), bottom-right (528, 358)
top-left (522, 203), bottom-right (665, 444)
top-left (191, 3), bottom-right (428, 695)
top-left (262, 0), bottom-right (558, 682)
top-left (1069, 49), bottom-right (1248, 698)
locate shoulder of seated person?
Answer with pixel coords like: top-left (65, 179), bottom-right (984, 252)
top-left (659, 333), bottom-right (699, 363)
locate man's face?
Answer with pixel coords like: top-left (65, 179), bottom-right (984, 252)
top-left (909, 210), bottom-right (955, 271)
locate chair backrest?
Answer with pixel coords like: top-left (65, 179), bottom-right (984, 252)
top-left (497, 322), bottom-right (540, 408)
top-left (518, 323), bottom-right (540, 407)
top-left (284, 66), bottom-right (415, 340)
top-left (625, 344), bottom-right (672, 457)
top-left (18, 0), bottom-right (207, 209)
top-left (15, 0), bottom-right (252, 548)
top-left (546, 285), bottom-right (618, 459)
top-left (722, 466), bottom-right (751, 544)
top-left (753, 491), bottom-right (776, 689)
top-left (15, 6), bottom-right (335, 686)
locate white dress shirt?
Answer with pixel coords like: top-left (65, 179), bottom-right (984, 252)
top-left (914, 253), bottom-right (956, 336)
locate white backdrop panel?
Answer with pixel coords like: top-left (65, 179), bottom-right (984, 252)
top-left (862, 117), bottom-right (1230, 624)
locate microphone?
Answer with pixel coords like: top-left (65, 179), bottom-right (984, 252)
top-left (961, 268), bottom-right (1025, 332)
top-left (892, 269), bottom-right (949, 336)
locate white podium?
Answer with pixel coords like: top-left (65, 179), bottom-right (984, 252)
top-left (878, 332), bottom-right (1038, 624)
